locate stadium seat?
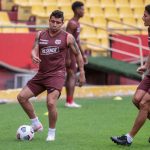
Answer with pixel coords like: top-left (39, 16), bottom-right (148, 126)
top-left (122, 17), bottom-right (137, 28)
top-left (80, 26), bottom-right (97, 39)
top-left (96, 29), bottom-right (108, 39)
top-left (60, 6), bottom-right (74, 20)
top-left (80, 16), bottom-right (93, 25)
top-left (133, 7), bottom-right (144, 19)
top-left (57, 0), bottom-right (71, 7)
top-left (46, 5), bottom-right (59, 16)
top-left (129, 0), bottom-right (144, 9)
top-left (14, 0), bottom-right (29, 6)
top-left (115, 0), bottom-right (130, 9)
top-left (17, 5), bottom-right (32, 21)
top-left (31, 5), bottom-right (46, 17)
top-left (89, 6), bottom-right (104, 18)
top-left (145, 0), bottom-right (150, 5)
top-left (1, 24), bottom-right (16, 33)
top-left (86, 0), bottom-right (100, 8)
top-left (100, 0), bottom-right (115, 9)
top-left (136, 18), bottom-right (146, 29)
top-left (36, 16), bottom-right (49, 25)
top-left (93, 16), bottom-right (106, 28)
top-left (71, 0), bottom-right (85, 3)
top-left (0, 12), bottom-right (11, 24)
top-left (104, 7), bottom-right (120, 19)
top-left (43, 0), bottom-right (57, 6)
top-left (28, 0), bottom-right (43, 6)
top-left (119, 7), bottom-right (134, 19)
top-left (1, 0), bottom-right (14, 10)
top-left (15, 24), bottom-right (29, 33)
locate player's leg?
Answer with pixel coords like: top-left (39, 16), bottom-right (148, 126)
top-left (17, 83), bottom-right (44, 132)
top-left (46, 89), bottom-right (60, 141)
top-left (111, 92), bottom-right (150, 146)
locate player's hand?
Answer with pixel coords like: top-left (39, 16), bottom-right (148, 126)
top-left (32, 54), bottom-right (41, 64)
top-left (137, 65), bottom-right (147, 75)
top-left (83, 55), bottom-right (88, 65)
top-left (78, 71), bottom-right (86, 87)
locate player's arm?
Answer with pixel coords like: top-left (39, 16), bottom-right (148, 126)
top-left (31, 31), bottom-right (41, 64)
top-left (67, 33), bottom-right (86, 86)
top-left (137, 54), bottom-right (150, 74)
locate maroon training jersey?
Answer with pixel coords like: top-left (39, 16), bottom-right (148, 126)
top-left (148, 27), bottom-right (150, 48)
top-left (37, 29), bottom-right (68, 77)
top-left (66, 18), bottom-right (80, 42)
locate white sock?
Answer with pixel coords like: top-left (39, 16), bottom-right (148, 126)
top-left (48, 128), bottom-right (56, 136)
top-left (126, 133), bottom-right (133, 143)
top-left (31, 117), bottom-right (40, 126)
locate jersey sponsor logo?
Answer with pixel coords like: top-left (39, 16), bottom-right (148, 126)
top-left (55, 39), bottom-right (61, 45)
top-left (39, 39), bottom-right (48, 45)
top-left (41, 46), bottom-right (60, 55)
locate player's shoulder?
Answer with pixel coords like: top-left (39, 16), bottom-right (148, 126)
top-left (68, 19), bottom-right (78, 28)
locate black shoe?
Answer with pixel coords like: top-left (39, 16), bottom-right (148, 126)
top-left (110, 135), bottom-right (132, 146)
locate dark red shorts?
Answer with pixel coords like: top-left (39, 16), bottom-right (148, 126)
top-left (27, 75), bottom-right (65, 96)
top-left (137, 75), bottom-right (150, 94)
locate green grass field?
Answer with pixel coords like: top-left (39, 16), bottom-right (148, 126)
top-left (1, 96), bottom-right (150, 150)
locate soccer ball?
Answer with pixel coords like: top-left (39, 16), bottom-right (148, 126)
top-left (16, 125), bottom-right (34, 141)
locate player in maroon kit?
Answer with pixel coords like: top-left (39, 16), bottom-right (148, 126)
top-left (111, 4), bottom-right (150, 146)
top-left (17, 10), bottom-right (85, 141)
top-left (65, 1), bottom-right (87, 108)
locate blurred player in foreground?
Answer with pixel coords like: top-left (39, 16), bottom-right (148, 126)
top-left (65, 1), bottom-right (88, 108)
top-left (111, 4), bottom-right (150, 146)
top-left (17, 10), bottom-right (85, 141)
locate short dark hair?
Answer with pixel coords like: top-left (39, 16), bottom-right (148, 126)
top-left (145, 4), bottom-right (150, 15)
top-left (50, 10), bottom-right (64, 21)
top-left (72, 1), bottom-right (84, 12)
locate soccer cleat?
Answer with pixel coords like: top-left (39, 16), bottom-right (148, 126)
top-left (110, 135), bottom-right (132, 146)
top-left (46, 134), bottom-right (55, 141)
top-left (31, 122), bottom-right (43, 132)
top-left (65, 102), bottom-right (82, 108)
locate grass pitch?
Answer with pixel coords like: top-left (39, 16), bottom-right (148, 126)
top-left (1, 96), bottom-right (150, 150)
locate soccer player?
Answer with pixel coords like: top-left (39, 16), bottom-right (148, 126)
top-left (17, 10), bottom-right (85, 141)
top-left (111, 4), bottom-right (150, 146)
top-left (65, 1), bottom-right (87, 108)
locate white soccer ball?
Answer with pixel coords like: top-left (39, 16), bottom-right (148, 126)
top-left (16, 125), bottom-right (34, 141)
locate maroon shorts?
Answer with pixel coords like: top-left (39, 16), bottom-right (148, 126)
top-left (137, 75), bottom-right (150, 94)
top-left (27, 75), bottom-right (65, 96)
top-left (66, 48), bottom-right (77, 73)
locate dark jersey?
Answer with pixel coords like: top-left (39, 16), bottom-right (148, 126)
top-left (37, 29), bottom-right (68, 77)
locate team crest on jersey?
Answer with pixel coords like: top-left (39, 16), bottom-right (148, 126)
top-left (41, 46), bottom-right (60, 55)
top-left (55, 39), bottom-right (61, 45)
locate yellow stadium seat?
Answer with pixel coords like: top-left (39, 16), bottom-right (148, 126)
top-left (71, 0), bottom-right (85, 3)
top-left (122, 17), bottom-right (137, 28)
top-left (89, 6), bottom-right (104, 18)
top-left (14, 0), bottom-right (29, 6)
top-left (130, 0), bottom-right (144, 9)
top-left (60, 6), bottom-right (74, 20)
top-left (31, 5), bottom-right (46, 17)
top-left (43, 0), bottom-right (57, 6)
top-left (1, 0), bottom-right (14, 10)
top-left (133, 7), bottom-right (145, 19)
top-left (57, 0), bottom-right (71, 7)
top-left (15, 24), bottom-right (29, 33)
top-left (119, 7), bottom-right (134, 18)
top-left (0, 12), bottom-right (10, 24)
top-left (104, 7), bottom-right (120, 19)
top-left (46, 5), bottom-right (59, 16)
top-left (136, 18), bottom-right (146, 29)
top-left (96, 29), bottom-right (108, 39)
top-left (93, 16), bottom-right (106, 28)
top-left (28, 0), bottom-right (43, 6)
top-left (36, 16), bottom-right (49, 25)
top-left (101, 38), bottom-right (109, 48)
top-left (2, 24), bottom-right (16, 33)
top-left (100, 0), bottom-right (115, 8)
top-left (80, 16), bottom-right (93, 25)
top-left (17, 5), bottom-right (32, 21)
top-left (115, 0), bottom-right (130, 8)
top-left (86, 37), bottom-right (102, 51)
top-left (145, 0), bottom-right (150, 5)
top-left (86, 0), bottom-right (100, 7)
top-left (107, 17), bottom-right (123, 29)
top-left (80, 26), bottom-right (97, 39)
